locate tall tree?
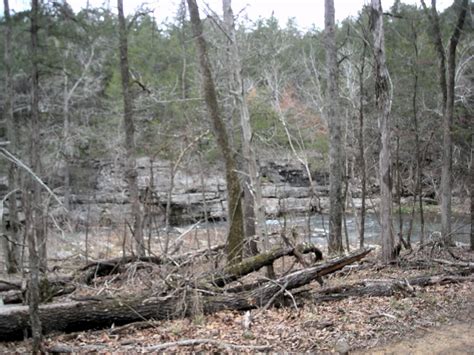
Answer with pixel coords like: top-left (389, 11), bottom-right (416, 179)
top-left (222, 0), bottom-right (266, 253)
top-left (117, 0), bottom-right (145, 257)
top-left (357, 39), bottom-right (368, 248)
top-left (371, 0), bottom-right (394, 262)
top-left (2, 0), bottom-right (20, 273)
top-left (471, 133), bottom-right (473, 251)
top-left (28, 0), bottom-right (43, 350)
top-left (421, 0), bottom-right (469, 241)
top-left (187, 0), bottom-right (244, 265)
top-left (61, 42), bottom-right (97, 212)
top-left (324, 0), bottom-right (344, 254)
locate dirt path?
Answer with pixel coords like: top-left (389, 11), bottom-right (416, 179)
top-left (363, 322), bottom-right (474, 354)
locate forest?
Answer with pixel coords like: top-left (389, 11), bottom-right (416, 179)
top-left (0, 0), bottom-right (472, 352)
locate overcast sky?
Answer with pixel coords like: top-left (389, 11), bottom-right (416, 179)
top-left (2, 0), bottom-right (452, 30)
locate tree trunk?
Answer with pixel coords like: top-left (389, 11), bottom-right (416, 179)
top-left (421, 0), bottom-right (468, 241)
top-left (117, 0), bottom-right (145, 257)
top-left (63, 72), bottom-right (72, 212)
top-left (395, 135), bottom-right (403, 245)
top-left (222, 0), bottom-right (264, 257)
top-left (187, 0), bottom-right (244, 265)
top-left (324, 0), bottom-right (344, 255)
top-left (470, 132), bottom-right (473, 251)
top-left (443, 0), bottom-right (468, 242)
top-left (2, 0), bottom-right (20, 274)
top-left (410, 25), bottom-right (424, 246)
top-left (0, 248), bottom-right (372, 341)
top-left (358, 40), bottom-right (367, 248)
top-left (28, 1), bottom-right (43, 350)
top-left (371, 0), bottom-right (394, 262)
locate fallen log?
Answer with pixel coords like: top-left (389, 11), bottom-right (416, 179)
top-left (0, 247), bottom-right (371, 341)
top-left (312, 273), bottom-right (474, 302)
top-left (0, 274), bottom-right (73, 293)
top-left (79, 244), bottom-right (225, 284)
top-left (1, 283), bottom-right (76, 305)
top-left (204, 243), bottom-right (323, 287)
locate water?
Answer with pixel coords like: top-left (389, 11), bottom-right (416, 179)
top-left (267, 213), bottom-right (471, 246)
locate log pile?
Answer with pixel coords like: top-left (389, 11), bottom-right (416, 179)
top-left (0, 245), bottom-right (370, 340)
top-left (0, 243), bottom-right (472, 343)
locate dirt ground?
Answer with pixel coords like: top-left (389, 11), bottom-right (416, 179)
top-left (364, 322), bottom-right (474, 354)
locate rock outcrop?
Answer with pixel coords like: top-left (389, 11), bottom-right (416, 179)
top-left (3, 157), bottom-right (331, 227)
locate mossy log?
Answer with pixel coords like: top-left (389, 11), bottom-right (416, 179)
top-left (204, 243), bottom-right (323, 287)
top-left (0, 248), bottom-right (371, 341)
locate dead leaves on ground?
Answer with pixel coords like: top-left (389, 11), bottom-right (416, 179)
top-left (1, 247), bottom-right (473, 353)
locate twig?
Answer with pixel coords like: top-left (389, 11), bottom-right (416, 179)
top-left (0, 148), bottom-right (63, 206)
top-left (141, 338), bottom-right (272, 351)
top-left (259, 279), bottom-right (290, 312)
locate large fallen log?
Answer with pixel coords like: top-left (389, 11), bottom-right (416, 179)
top-left (0, 248), bottom-right (371, 341)
top-left (1, 282), bottom-right (76, 305)
top-left (312, 273), bottom-right (474, 302)
top-left (204, 243), bottom-right (323, 287)
top-left (0, 274), bottom-right (73, 293)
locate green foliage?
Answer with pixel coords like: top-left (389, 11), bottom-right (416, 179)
top-left (0, 0), bottom-right (471, 205)
top-left (248, 92), bottom-right (291, 149)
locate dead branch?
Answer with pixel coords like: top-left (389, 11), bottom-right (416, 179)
top-left (311, 273), bottom-right (473, 302)
top-left (203, 243), bottom-right (323, 287)
top-left (0, 248), bottom-right (371, 341)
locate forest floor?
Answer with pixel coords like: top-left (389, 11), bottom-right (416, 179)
top-left (363, 321), bottom-right (473, 354)
top-left (0, 226), bottom-right (472, 353)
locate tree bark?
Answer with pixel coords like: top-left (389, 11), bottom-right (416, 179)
top-left (117, 0), bottom-right (145, 257)
top-left (312, 274), bottom-right (473, 302)
top-left (470, 132), bottom-right (473, 251)
top-left (187, 0), bottom-right (244, 265)
top-left (421, 0), bottom-right (469, 241)
top-left (442, 0), bottom-right (468, 242)
top-left (371, 0), bottom-right (394, 262)
top-left (222, 0), bottom-right (264, 258)
top-left (202, 243), bottom-right (323, 287)
top-left (358, 40), bottom-right (368, 248)
top-left (28, 1), bottom-right (43, 350)
top-left (324, 0), bottom-right (344, 255)
top-left (2, 0), bottom-right (20, 274)
top-left (0, 274), bottom-right (74, 292)
top-left (0, 247), bottom-right (372, 341)
top-left (410, 22), bottom-right (424, 246)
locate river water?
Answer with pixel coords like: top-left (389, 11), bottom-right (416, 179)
top-left (265, 212), bottom-right (471, 247)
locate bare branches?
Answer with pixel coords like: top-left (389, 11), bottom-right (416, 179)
top-left (0, 148), bottom-right (63, 206)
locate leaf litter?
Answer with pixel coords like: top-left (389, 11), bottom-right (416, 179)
top-left (1, 245), bottom-right (472, 353)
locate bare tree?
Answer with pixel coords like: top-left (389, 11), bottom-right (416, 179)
top-left (471, 132), bottom-right (473, 251)
top-left (222, 0), bottom-right (266, 254)
top-left (409, 18), bottom-right (424, 247)
top-left (324, 0), bottom-right (344, 254)
top-left (358, 40), bottom-right (368, 248)
top-left (421, 0), bottom-right (469, 241)
top-left (60, 43), bottom-right (97, 212)
top-left (2, 0), bottom-right (20, 273)
top-left (27, 0), bottom-right (43, 350)
top-left (117, 0), bottom-right (145, 257)
top-left (371, 0), bottom-right (394, 262)
top-left (187, 0), bottom-right (244, 265)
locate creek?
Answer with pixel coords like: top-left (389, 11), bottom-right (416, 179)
top-left (263, 212), bottom-right (470, 247)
